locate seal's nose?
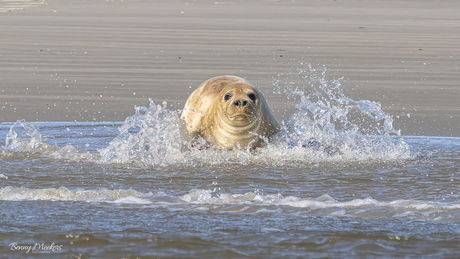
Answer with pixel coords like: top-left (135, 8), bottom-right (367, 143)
top-left (233, 99), bottom-right (249, 107)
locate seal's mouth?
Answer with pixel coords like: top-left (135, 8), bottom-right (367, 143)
top-left (229, 113), bottom-right (250, 119)
top-left (228, 113), bottom-right (255, 123)
top-left (226, 113), bottom-right (255, 126)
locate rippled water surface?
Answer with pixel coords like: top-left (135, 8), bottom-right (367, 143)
top-left (1, 67), bottom-right (459, 258)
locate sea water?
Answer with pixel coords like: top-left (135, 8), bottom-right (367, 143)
top-left (1, 66), bottom-right (459, 258)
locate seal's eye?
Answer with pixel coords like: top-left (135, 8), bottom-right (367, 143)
top-left (224, 93), bottom-right (232, 102)
top-left (248, 93), bottom-right (256, 102)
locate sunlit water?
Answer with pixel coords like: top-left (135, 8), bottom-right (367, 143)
top-left (1, 66), bottom-right (459, 258)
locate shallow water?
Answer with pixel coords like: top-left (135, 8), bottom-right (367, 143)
top-left (1, 67), bottom-right (459, 258)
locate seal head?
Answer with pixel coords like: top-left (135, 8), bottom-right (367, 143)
top-left (180, 76), bottom-right (279, 150)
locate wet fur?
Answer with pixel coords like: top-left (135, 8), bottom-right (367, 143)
top-left (180, 76), bottom-right (279, 150)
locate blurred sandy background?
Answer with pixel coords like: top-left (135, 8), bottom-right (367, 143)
top-left (1, 0), bottom-right (459, 136)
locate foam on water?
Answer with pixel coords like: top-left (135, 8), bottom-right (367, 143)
top-left (2, 64), bottom-right (412, 166)
top-left (1, 186), bottom-right (457, 221)
top-left (179, 189), bottom-right (460, 221)
top-left (113, 196), bottom-right (153, 204)
top-left (180, 189), bottom-right (460, 211)
top-left (0, 186), bottom-right (147, 202)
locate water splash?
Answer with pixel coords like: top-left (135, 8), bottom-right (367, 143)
top-left (271, 63), bottom-right (409, 161)
top-left (3, 119), bottom-right (56, 152)
top-left (98, 99), bottom-right (185, 166)
top-left (1, 120), bottom-right (97, 161)
top-left (272, 64), bottom-right (399, 136)
top-left (2, 65), bottom-right (412, 166)
top-left (95, 64), bottom-right (410, 167)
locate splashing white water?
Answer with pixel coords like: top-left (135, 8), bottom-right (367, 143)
top-left (3, 65), bottom-right (412, 166)
top-left (1, 120), bottom-right (98, 161)
top-left (98, 99), bottom-right (185, 166)
top-left (97, 64), bottom-right (411, 166)
top-left (4, 119), bottom-right (55, 152)
top-left (268, 64), bottom-right (410, 160)
top-left (273, 63), bottom-right (399, 136)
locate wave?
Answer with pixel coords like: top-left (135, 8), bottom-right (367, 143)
top-left (1, 187), bottom-right (458, 221)
top-left (180, 189), bottom-right (460, 211)
top-left (0, 186), bottom-right (148, 202)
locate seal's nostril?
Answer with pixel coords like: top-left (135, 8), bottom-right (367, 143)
top-left (233, 99), bottom-right (249, 107)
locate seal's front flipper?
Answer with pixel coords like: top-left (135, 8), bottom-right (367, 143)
top-left (189, 135), bottom-right (214, 151)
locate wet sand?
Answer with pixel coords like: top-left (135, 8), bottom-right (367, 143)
top-left (0, 0), bottom-right (459, 136)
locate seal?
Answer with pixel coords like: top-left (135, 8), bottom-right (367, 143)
top-left (179, 75), bottom-right (280, 150)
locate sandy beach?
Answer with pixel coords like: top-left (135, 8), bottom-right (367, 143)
top-left (0, 0), bottom-right (459, 136)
